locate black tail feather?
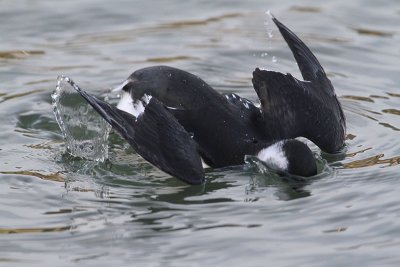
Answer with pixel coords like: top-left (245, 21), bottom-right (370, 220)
top-left (253, 17), bottom-right (345, 153)
top-left (272, 16), bottom-right (327, 84)
top-left (252, 69), bottom-right (345, 153)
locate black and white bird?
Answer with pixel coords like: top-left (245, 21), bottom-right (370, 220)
top-left (69, 16), bottom-right (345, 184)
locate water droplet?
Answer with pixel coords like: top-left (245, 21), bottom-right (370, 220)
top-left (272, 56), bottom-right (277, 63)
top-left (52, 76), bottom-right (111, 162)
top-left (266, 10), bottom-right (273, 19)
top-left (264, 10), bottom-right (274, 49)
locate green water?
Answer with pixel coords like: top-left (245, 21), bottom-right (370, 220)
top-left (1, 0), bottom-right (399, 266)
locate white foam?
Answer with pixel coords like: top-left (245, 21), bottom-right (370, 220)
top-left (257, 140), bottom-right (288, 172)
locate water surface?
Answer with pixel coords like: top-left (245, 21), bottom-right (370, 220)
top-left (1, 0), bottom-right (399, 266)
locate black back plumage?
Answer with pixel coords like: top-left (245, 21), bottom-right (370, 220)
top-left (123, 66), bottom-right (269, 168)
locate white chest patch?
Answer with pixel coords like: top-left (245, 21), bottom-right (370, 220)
top-left (116, 92), bottom-right (152, 118)
top-left (257, 141), bottom-right (289, 172)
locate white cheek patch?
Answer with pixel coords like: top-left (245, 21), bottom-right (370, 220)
top-left (257, 141), bottom-right (288, 172)
top-left (112, 80), bottom-right (130, 92)
top-left (116, 92), bottom-right (152, 118)
top-left (116, 92), bottom-right (136, 115)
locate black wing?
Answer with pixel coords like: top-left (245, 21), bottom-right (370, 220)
top-left (252, 17), bottom-right (345, 153)
top-left (70, 80), bottom-right (204, 184)
top-left (252, 69), bottom-right (345, 153)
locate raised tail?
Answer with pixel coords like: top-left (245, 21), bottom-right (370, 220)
top-left (271, 16), bottom-right (327, 84)
top-left (252, 69), bottom-right (345, 153)
top-left (253, 17), bottom-right (345, 153)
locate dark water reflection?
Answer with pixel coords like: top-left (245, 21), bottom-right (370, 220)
top-left (1, 0), bottom-right (400, 266)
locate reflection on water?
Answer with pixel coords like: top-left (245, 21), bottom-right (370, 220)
top-left (288, 6), bottom-right (322, 13)
top-left (344, 154), bottom-right (400, 168)
top-left (0, 50), bottom-right (45, 60)
top-left (380, 122), bottom-right (400, 131)
top-left (0, 89), bottom-right (45, 104)
top-left (352, 27), bottom-right (394, 37)
top-left (160, 13), bottom-right (243, 28)
top-left (0, 226), bottom-right (71, 235)
top-left (382, 108), bottom-right (400, 116)
top-left (0, 171), bottom-right (64, 182)
top-left (145, 55), bottom-right (199, 63)
top-left (67, 13), bottom-right (244, 47)
top-left (342, 95), bottom-right (375, 103)
top-left (387, 92), bottom-right (400, 98)
top-left (346, 147), bottom-right (371, 157)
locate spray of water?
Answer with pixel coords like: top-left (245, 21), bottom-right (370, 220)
top-left (264, 10), bottom-right (277, 64)
top-left (51, 75), bottom-right (111, 162)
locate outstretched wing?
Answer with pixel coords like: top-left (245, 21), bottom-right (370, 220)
top-left (252, 68), bottom-right (345, 153)
top-left (71, 80), bottom-right (205, 184)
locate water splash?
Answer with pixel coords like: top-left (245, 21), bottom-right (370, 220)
top-left (263, 10), bottom-right (277, 63)
top-left (51, 75), bottom-right (111, 162)
top-left (265, 11), bottom-right (274, 42)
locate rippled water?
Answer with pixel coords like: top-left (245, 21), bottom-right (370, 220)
top-left (1, 0), bottom-right (399, 266)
